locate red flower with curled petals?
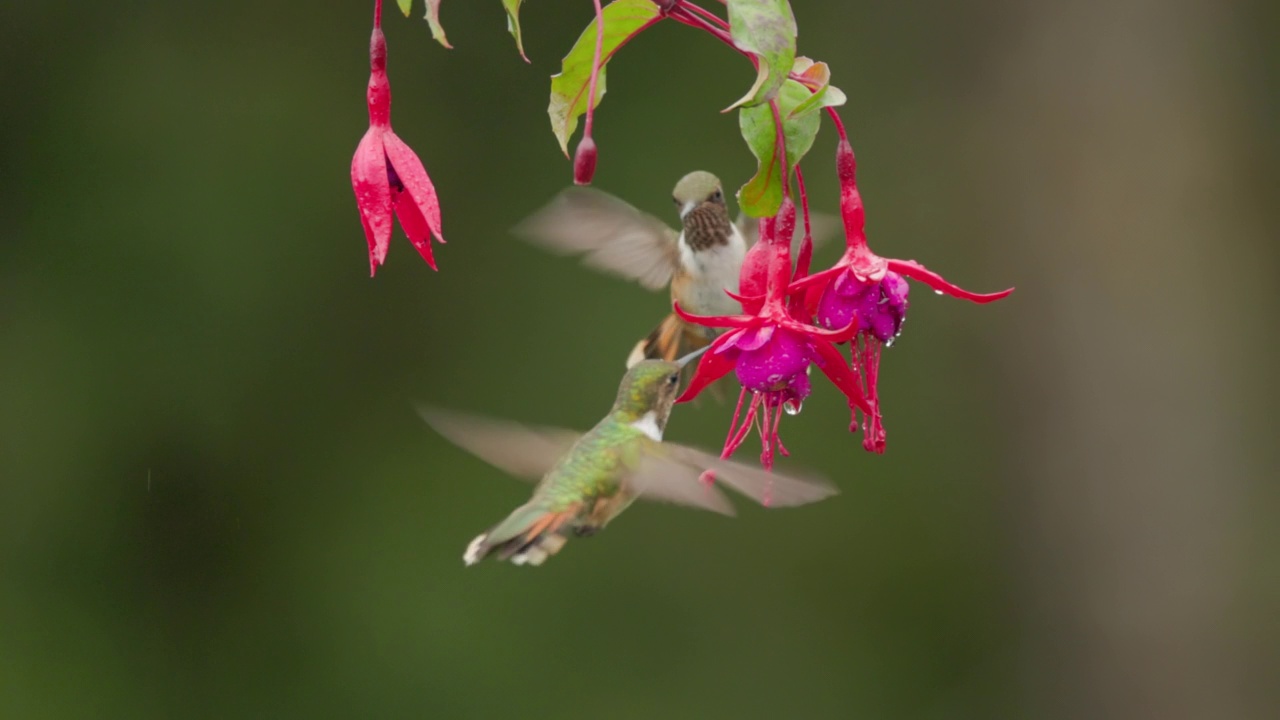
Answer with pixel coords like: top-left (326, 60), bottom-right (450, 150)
top-left (788, 137), bottom-right (1014, 450)
top-left (351, 7), bottom-right (444, 277)
top-left (676, 197), bottom-right (873, 468)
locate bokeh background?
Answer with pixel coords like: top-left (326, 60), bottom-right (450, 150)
top-left (2, 1), bottom-right (1275, 718)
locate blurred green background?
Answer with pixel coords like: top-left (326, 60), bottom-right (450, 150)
top-left (1, 1), bottom-right (1275, 718)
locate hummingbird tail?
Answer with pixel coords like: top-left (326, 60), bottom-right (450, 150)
top-left (462, 503), bottom-right (580, 567)
top-left (626, 313), bottom-right (712, 369)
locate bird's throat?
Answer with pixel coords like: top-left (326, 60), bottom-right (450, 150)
top-left (682, 203), bottom-right (733, 251)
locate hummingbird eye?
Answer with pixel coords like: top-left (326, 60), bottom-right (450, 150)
top-left (667, 374), bottom-right (679, 386)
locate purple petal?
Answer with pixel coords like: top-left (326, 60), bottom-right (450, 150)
top-left (734, 327), bottom-right (812, 393)
top-left (732, 325), bottom-right (775, 352)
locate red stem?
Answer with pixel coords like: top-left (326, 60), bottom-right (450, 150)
top-left (825, 106), bottom-right (848, 142)
top-left (679, 1), bottom-right (730, 30)
top-left (795, 164), bottom-right (811, 247)
top-left (583, 0), bottom-right (605, 139)
top-left (722, 387), bottom-right (748, 458)
top-left (668, 6), bottom-right (755, 63)
top-left (374, 0), bottom-right (381, 28)
top-left (769, 100), bottom-right (790, 198)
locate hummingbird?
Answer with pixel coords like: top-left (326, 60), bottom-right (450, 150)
top-left (514, 171), bottom-right (837, 368)
top-left (420, 353), bottom-right (837, 567)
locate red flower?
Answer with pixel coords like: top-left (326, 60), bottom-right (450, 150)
top-left (676, 197), bottom-right (871, 469)
top-left (351, 12), bottom-right (444, 277)
top-left (789, 138), bottom-right (1014, 450)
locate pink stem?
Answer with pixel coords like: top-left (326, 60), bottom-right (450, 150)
top-left (679, 0), bottom-right (729, 30)
top-left (374, 0), bottom-right (381, 27)
top-left (760, 395), bottom-right (774, 469)
top-left (826, 106), bottom-right (848, 142)
top-left (667, 6), bottom-right (755, 62)
top-left (723, 399), bottom-right (758, 459)
top-left (769, 100), bottom-right (791, 197)
top-left (583, 0), bottom-right (605, 140)
top-left (772, 401), bottom-right (788, 457)
top-left (722, 386), bottom-right (748, 456)
top-left (794, 164), bottom-right (812, 278)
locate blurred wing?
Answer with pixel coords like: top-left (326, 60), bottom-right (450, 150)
top-left (513, 187), bottom-right (679, 291)
top-left (628, 453), bottom-right (737, 516)
top-left (662, 443), bottom-right (838, 508)
top-left (416, 405), bottom-right (579, 481)
top-left (737, 211), bottom-right (841, 255)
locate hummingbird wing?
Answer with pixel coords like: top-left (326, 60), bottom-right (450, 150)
top-left (657, 443), bottom-right (839, 508)
top-left (736, 210), bottom-right (842, 255)
top-left (627, 453), bottom-right (737, 516)
top-left (513, 187), bottom-right (679, 291)
top-left (416, 405), bottom-right (579, 481)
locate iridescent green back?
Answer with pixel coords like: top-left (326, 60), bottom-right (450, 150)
top-left (532, 360), bottom-right (679, 512)
top-left (534, 416), bottom-right (649, 511)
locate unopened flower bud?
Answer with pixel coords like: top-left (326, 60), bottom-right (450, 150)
top-left (572, 136), bottom-right (598, 186)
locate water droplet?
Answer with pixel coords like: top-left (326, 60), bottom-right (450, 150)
top-left (784, 400), bottom-right (803, 415)
top-left (885, 337), bottom-right (895, 348)
top-left (934, 289), bottom-right (943, 296)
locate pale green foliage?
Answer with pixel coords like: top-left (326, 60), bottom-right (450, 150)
top-left (737, 79), bottom-right (821, 216)
top-left (547, 0), bottom-right (662, 155)
top-left (724, 0), bottom-right (797, 109)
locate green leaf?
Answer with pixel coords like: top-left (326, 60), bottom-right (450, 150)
top-left (502, 0), bottom-right (529, 62)
top-left (725, 0), bottom-right (797, 110)
top-left (425, 0), bottom-right (452, 49)
top-left (547, 0), bottom-right (662, 156)
top-left (737, 79), bottom-right (822, 217)
top-left (788, 57), bottom-right (847, 119)
top-left (397, 0), bottom-right (413, 17)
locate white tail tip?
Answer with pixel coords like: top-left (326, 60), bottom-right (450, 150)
top-left (463, 533), bottom-right (488, 566)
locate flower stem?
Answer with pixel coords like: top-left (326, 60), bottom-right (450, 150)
top-left (793, 164), bottom-right (813, 278)
top-left (769, 100), bottom-right (790, 198)
top-left (374, 0), bottom-right (382, 28)
top-left (679, 0), bottom-right (730, 30)
top-left (667, 5), bottom-right (755, 63)
top-left (795, 165), bottom-right (810, 240)
top-left (825, 106), bottom-right (848, 142)
top-left (583, 0), bottom-right (605, 140)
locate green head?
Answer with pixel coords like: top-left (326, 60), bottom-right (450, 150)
top-left (672, 170), bottom-right (725, 220)
top-left (612, 360), bottom-right (682, 424)
top-left (611, 347), bottom-right (709, 426)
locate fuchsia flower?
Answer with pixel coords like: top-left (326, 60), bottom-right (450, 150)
top-left (680, 105), bottom-right (1013, 463)
top-left (351, 5), bottom-right (444, 277)
top-left (790, 136), bottom-right (1014, 451)
top-left (676, 196), bottom-right (872, 470)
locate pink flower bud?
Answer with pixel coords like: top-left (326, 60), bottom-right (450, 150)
top-left (572, 136), bottom-right (598, 186)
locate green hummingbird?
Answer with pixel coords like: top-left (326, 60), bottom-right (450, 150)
top-left (420, 354), bottom-right (836, 567)
top-left (513, 171), bottom-right (838, 368)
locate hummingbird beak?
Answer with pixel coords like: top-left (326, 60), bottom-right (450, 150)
top-left (675, 345), bottom-right (711, 368)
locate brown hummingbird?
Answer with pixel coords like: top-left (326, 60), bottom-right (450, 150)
top-left (514, 171), bottom-right (836, 368)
